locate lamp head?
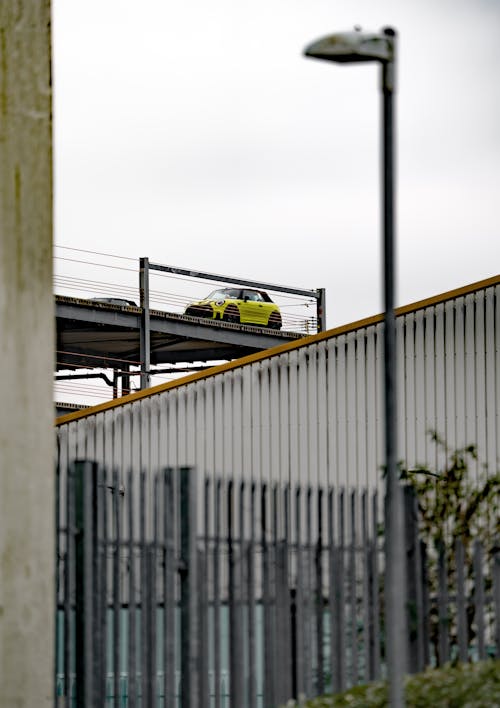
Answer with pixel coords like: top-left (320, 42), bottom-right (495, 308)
top-left (304, 27), bottom-right (395, 64)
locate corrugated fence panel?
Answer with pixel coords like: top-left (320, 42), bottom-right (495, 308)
top-left (57, 281), bottom-right (499, 498)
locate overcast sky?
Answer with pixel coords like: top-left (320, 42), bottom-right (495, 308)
top-left (52, 0), bottom-right (500, 328)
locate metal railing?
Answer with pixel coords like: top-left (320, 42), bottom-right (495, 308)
top-left (56, 463), bottom-right (500, 707)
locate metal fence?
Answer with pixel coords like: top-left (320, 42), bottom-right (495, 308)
top-left (56, 463), bottom-right (500, 708)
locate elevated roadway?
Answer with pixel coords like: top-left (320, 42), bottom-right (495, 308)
top-left (56, 295), bottom-right (304, 371)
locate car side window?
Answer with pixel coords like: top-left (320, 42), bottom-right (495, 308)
top-left (243, 290), bottom-right (263, 302)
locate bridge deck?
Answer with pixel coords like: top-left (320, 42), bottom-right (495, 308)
top-left (56, 295), bottom-right (304, 370)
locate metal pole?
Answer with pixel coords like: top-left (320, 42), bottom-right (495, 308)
top-left (317, 288), bottom-right (326, 332)
top-left (139, 256), bottom-right (151, 389)
top-left (381, 28), bottom-right (406, 707)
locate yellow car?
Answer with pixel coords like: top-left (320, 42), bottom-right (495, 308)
top-left (184, 287), bottom-right (282, 329)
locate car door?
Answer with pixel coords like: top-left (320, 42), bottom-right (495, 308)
top-left (240, 290), bottom-right (267, 325)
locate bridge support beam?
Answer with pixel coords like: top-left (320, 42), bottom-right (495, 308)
top-left (139, 256), bottom-right (151, 389)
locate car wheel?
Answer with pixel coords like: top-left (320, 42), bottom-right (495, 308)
top-left (224, 305), bottom-right (240, 324)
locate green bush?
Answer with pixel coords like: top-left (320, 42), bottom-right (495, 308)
top-left (288, 660), bottom-right (500, 707)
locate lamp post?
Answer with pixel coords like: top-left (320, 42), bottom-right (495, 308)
top-left (304, 28), bottom-right (406, 707)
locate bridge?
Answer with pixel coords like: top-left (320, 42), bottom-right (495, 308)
top-left (56, 293), bottom-right (302, 369)
top-left (55, 251), bottom-right (325, 402)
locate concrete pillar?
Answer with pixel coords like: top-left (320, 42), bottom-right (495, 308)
top-left (0, 2), bottom-right (54, 706)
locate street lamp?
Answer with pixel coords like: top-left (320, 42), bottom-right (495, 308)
top-left (304, 27), bottom-right (406, 707)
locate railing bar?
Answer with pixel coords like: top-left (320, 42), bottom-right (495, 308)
top-left (349, 490), bottom-right (357, 687)
top-left (213, 479), bottom-right (221, 708)
top-left (180, 467), bottom-right (198, 708)
top-left (361, 490), bottom-right (371, 683)
top-left (229, 479), bottom-right (243, 705)
top-left (420, 541), bottom-right (431, 667)
top-left (140, 470), bottom-right (148, 702)
top-left (337, 489), bottom-right (346, 692)
top-left (148, 474), bottom-right (158, 708)
top-left (94, 465), bottom-right (106, 705)
top-left (74, 461), bottom-right (94, 708)
top-left (294, 486), bottom-right (305, 698)
top-left (247, 482), bottom-right (256, 708)
top-left (273, 483), bottom-right (284, 705)
top-left (127, 467), bottom-right (137, 708)
top-left (239, 481), bottom-right (247, 708)
top-left (371, 491), bottom-right (381, 680)
top-left (493, 541), bottom-right (500, 658)
top-left (101, 467), bottom-right (109, 703)
top-left (327, 488), bottom-right (336, 694)
top-left (55, 460), bottom-right (61, 708)
top-left (113, 467), bottom-right (120, 707)
top-left (282, 483), bottom-right (292, 704)
top-left (315, 488), bottom-right (324, 697)
top-left (164, 468), bottom-right (175, 707)
top-left (473, 540), bottom-right (486, 661)
top-left (413, 508), bottom-right (425, 673)
top-left (198, 478), bottom-right (210, 708)
top-left (304, 486), bottom-right (313, 698)
top-left (404, 486), bottom-right (422, 674)
top-left (63, 463), bottom-right (74, 708)
top-left (455, 538), bottom-right (468, 663)
top-left (437, 541), bottom-right (449, 665)
top-left (262, 484), bottom-right (275, 707)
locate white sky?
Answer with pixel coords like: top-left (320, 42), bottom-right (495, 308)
top-left (52, 0), bottom-right (500, 329)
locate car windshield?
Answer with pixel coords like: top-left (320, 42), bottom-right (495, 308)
top-left (206, 288), bottom-right (241, 300)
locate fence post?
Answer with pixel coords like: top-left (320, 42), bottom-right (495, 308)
top-left (455, 539), bottom-right (468, 663)
top-left (404, 485), bottom-right (424, 673)
top-left (73, 461), bottom-right (99, 708)
top-left (493, 540), bottom-right (500, 658)
top-left (180, 467), bottom-right (199, 708)
top-left (198, 479), bottom-right (210, 706)
top-left (162, 468), bottom-right (176, 707)
top-left (315, 489), bottom-right (324, 697)
top-left (228, 480), bottom-right (244, 705)
top-left (437, 542), bottom-right (450, 665)
top-left (473, 540), bottom-right (486, 661)
top-left (294, 486), bottom-right (305, 699)
top-left (316, 288), bottom-right (326, 332)
top-left (262, 484), bottom-right (276, 707)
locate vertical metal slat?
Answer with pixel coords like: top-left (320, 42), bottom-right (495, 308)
top-left (473, 540), bottom-right (486, 661)
top-left (294, 486), bottom-right (305, 699)
top-left (127, 467), bottom-right (137, 708)
top-left (180, 467), bottom-right (198, 708)
top-left (163, 468), bottom-right (175, 708)
top-left (349, 490), bottom-right (357, 686)
top-left (74, 460), bottom-right (96, 708)
top-left (262, 484), bottom-right (275, 708)
top-left (437, 542), bottom-right (449, 665)
top-left (213, 479), bottom-right (221, 708)
top-left (455, 538), bottom-right (468, 663)
top-left (327, 488), bottom-right (336, 695)
top-left (315, 488), bottom-right (324, 697)
top-left (337, 490), bottom-right (346, 692)
top-left (112, 467), bottom-right (121, 706)
top-left (228, 479), bottom-right (243, 706)
top-left (247, 482), bottom-right (256, 708)
top-left (198, 478), bottom-right (210, 708)
top-left (361, 491), bottom-right (371, 683)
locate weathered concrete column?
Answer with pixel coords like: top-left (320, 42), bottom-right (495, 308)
top-left (0, 2), bottom-right (54, 706)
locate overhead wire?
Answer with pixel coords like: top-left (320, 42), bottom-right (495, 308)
top-left (54, 244), bottom-right (137, 261)
top-left (54, 246), bottom-right (319, 303)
